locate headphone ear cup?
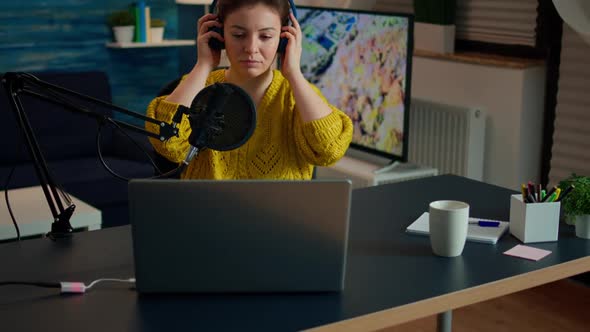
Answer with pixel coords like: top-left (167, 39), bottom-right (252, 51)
top-left (208, 26), bottom-right (225, 50)
top-left (277, 37), bottom-right (288, 54)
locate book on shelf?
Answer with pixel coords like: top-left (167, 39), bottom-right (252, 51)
top-left (145, 6), bottom-right (151, 42)
top-left (132, 1), bottom-right (151, 42)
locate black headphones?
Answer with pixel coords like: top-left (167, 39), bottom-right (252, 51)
top-left (208, 0), bottom-right (297, 54)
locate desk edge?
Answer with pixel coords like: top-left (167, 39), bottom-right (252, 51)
top-left (305, 255), bottom-right (590, 332)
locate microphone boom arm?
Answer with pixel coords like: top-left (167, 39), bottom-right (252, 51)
top-left (1, 72), bottom-right (186, 239)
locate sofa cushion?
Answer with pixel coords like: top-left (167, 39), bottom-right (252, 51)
top-left (0, 71), bottom-right (115, 164)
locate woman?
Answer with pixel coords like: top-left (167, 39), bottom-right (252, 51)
top-left (146, 0), bottom-right (352, 179)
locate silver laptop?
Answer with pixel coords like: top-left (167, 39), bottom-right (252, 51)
top-left (128, 179), bottom-right (352, 293)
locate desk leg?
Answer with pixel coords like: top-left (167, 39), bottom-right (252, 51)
top-left (437, 310), bottom-right (452, 332)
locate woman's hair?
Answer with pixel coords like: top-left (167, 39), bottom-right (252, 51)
top-left (216, 0), bottom-right (290, 26)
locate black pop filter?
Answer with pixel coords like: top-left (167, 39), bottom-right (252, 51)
top-left (187, 83), bottom-right (256, 151)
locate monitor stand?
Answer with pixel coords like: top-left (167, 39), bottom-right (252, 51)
top-left (314, 148), bottom-right (438, 189)
top-left (373, 161), bottom-right (422, 174)
top-left (344, 148), bottom-right (424, 174)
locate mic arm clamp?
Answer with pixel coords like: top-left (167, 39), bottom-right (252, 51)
top-left (1, 72), bottom-right (184, 239)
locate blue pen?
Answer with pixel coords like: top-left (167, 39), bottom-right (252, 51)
top-left (469, 220), bottom-right (501, 227)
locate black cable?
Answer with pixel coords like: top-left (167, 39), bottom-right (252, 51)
top-left (104, 118), bottom-right (163, 174)
top-left (96, 120), bottom-right (185, 180)
top-left (2, 107), bottom-right (28, 242)
top-left (3, 165), bottom-right (20, 241)
top-left (0, 281), bottom-right (60, 288)
top-left (96, 122), bottom-right (134, 182)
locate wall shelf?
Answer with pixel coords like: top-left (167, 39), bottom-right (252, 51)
top-left (106, 40), bottom-right (195, 49)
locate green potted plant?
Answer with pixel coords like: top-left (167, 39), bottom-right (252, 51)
top-left (559, 174), bottom-right (590, 239)
top-left (107, 10), bottom-right (135, 43)
top-left (150, 18), bottom-right (167, 43)
top-left (413, 0), bottom-right (456, 54)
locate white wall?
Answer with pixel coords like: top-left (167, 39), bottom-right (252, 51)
top-left (411, 56), bottom-right (546, 190)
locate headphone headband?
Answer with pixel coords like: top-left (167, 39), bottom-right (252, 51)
top-left (208, 0), bottom-right (297, 53)
top-left (210, 0), bottom-right (297, 20)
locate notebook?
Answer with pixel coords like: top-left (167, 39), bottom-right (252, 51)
top-left (128, 179), bottom-right (352, 293)
top-left (406, 212), bottom-right (509, 244)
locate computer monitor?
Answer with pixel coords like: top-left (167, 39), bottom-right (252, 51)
top-left (298, 6), bottom-right (414, 162)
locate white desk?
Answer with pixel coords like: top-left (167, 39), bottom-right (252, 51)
top-left (0, 186), bottom-right (102, 240)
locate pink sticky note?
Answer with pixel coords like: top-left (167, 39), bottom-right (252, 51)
top-left (503, 244), bottom-right (552, 261)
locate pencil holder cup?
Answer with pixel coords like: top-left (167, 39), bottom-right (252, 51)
top-left (509, 194), bottom-right (560, 243)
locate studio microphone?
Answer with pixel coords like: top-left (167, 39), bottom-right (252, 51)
top-left (178, 83), bottom-right (256, 166)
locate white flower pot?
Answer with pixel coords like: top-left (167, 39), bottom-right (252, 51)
top-left (574, 214), bottom-right (590, 239)
top-left (414, 22), bottom-right (455, 54)
top-left (150, 27), bottom-right (165, 43)
top-left (112, 26), bottom-right (135, 43)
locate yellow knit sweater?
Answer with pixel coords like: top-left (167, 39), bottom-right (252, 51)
top-left (146, 69), bottom-right (352, 180)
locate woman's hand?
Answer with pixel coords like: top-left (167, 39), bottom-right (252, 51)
top-left (280, 11), bottom-right (304, 83)
top-left (165, 14), bottom-right (222, 107)
top-left (195, 13), bottom-right (224, 71)
top-left (280, 12), bottom-right (331, 122)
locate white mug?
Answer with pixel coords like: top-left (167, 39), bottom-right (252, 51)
top-left (429, 200), bottom-right (470, 257)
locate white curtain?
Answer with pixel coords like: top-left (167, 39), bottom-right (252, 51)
top-left (549, 24), bottom-right (590, 184)
top-left (373, 0), bottom-right (539, 46)
top-left (456, 0), bottom-right (538, 46)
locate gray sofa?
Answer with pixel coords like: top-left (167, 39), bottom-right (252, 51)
top-left (0, 71), bottom-right (155, 228)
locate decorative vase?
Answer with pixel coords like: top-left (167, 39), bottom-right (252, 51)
top-left (112, 26), bottom-right (135, 43)
top-left (150, 27), bottom-right (165, 43)
top-left (574, 214), bottom-right (590, 239)
top-left (414, 22), bottom-right (456, 54)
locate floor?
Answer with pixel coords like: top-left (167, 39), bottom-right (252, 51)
top-left (381, 278), bottom-right (590, 332)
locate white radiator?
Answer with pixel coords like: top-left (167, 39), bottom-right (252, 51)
top-left (408, 98), bottom-right (486, 181)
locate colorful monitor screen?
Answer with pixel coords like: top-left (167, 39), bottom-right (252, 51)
top-left (298, 6), bottom-right (413, 161)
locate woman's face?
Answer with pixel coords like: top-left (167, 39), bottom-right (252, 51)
top-left (223, 3), bottom-right (281, 79)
